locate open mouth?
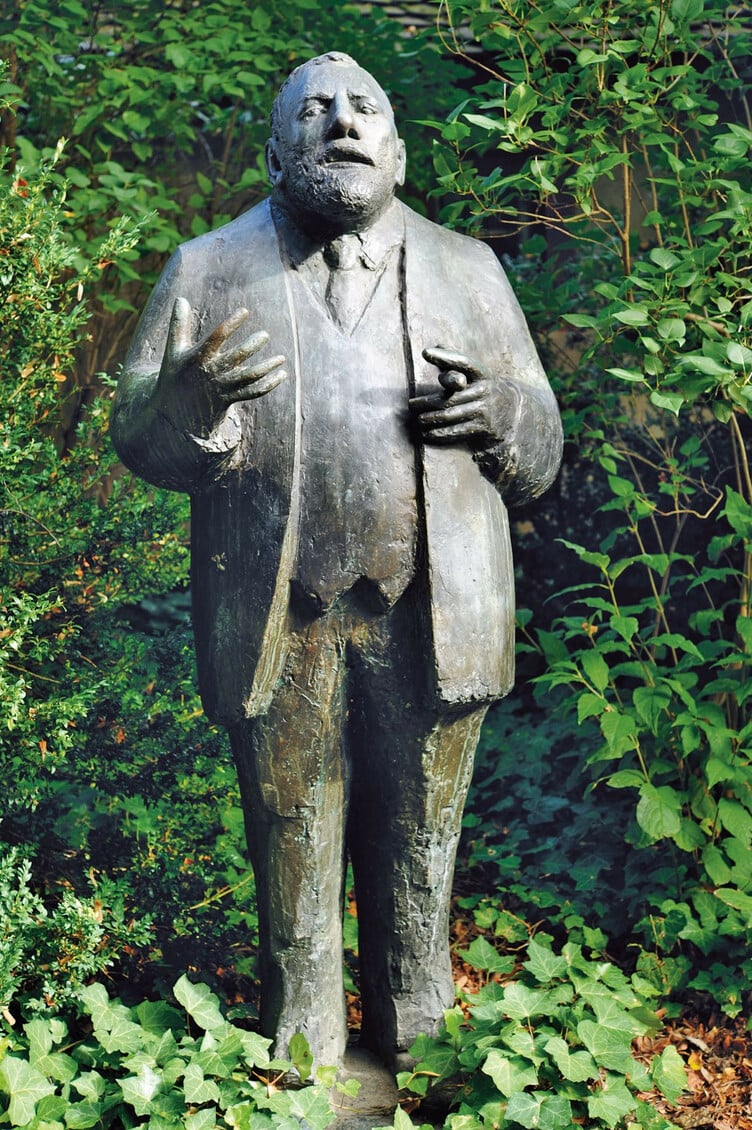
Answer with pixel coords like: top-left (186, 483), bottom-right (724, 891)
top-left (322, 145), bottom-right (374, 166)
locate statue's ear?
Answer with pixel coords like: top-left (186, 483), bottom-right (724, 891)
top-left (265, 139), bottom-right (282, 187)
top-left (395, 137), bottom-right (406, 188)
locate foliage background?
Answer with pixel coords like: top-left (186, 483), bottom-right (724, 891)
top-left (1, 0), bottom-right (751, 1127)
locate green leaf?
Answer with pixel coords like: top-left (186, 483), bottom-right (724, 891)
top-left (0, 1056), bottom-right (55, 1127)
top-left (523, 938), bottom-right (567, 982)
top-left (185, 1109), bottom-right (218, 1130)
top-left (607, 769), bottom-right (644, 789)
top-left (723, 487), bottom-right (752, 538)
top-left (577, 1020), bottom-right (635, 1074)
top-left (288, 1033), bottom-right (313, 1083)
top-left (173, 976), bottom-right (226, 1032)
top-left (136, 1000), bottom-right (185, 1037)
top-left (287, 1083), bottom-right (336, 1130)
top-left (657, 318), bottom-right (685, 341)
top-left (726, 341), bottom-right (752, 368)
top-left (504, 1091), bottom-right (573, 1129)
top-left (632, 684), bottom-right (671, 732)
top-left (714, 887), bottom-right (752, 925)
top-left (459, 936), bottom-right (515, 975)
top-left (613, 305), bottom-right (650, 326)
top-left (501, 983), bottom-right (551, 1021)
top-left (650, 389), bottom-right (684, 414)
top-left (651, 1044), bottom-right (686, 1104)
top-left (578, 692), bottom-right (606, 722)
top-left (545, 1036), bottom-right (598, 1082)
top-left (587, 1073), bottom-right (636, 1128)
top-left (610, 614), bottom-right (639, 642)
top-left (636, 784), bottom-right (682, 842)
top-left (582, 650), bottom-right (610, 692)
top-left (119, 1064), bottom-right (163, 1116)
top-left (703, 844), bottom-right (732, 885)
top-left (717, 798), bottom-right (752, 846)
top-left (649, 247), bottom-right (681, 270)
top-left (671, 0), bottom-right (704, 20)
top-left (481, 1049), bottom-right (538, 1097)
top-left (184, 1061), bottom-right (220, 1105)
top-left (606, 367), bottom-right (645, 383)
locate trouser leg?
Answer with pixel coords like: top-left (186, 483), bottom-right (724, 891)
top-left (346, 608), bottom-right (488, 1060)
top-left (228, 620), bottom-right (349, 1069)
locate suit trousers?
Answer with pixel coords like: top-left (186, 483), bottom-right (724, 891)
top-left (228, 581), bottom-right (487, 1069)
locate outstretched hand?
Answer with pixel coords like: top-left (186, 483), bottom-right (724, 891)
top-left (410, 346), bottom-right (516, 446)
top-left (154, 297), bottom-right (287, 424)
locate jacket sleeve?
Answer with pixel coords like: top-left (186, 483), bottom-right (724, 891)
top-left (110, 246), bottom-right (242, 493)
top-left (471, 241), bottom-right (563, 508)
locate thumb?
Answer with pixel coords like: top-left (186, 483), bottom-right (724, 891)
top-left (166, 296), bottom-right (192, 362)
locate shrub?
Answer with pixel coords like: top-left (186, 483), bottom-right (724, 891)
top-left (433, 0), bottom-right (752, 1013)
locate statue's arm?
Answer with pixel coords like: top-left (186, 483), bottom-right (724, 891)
top-left (111, 247), bottom-right (285, 491)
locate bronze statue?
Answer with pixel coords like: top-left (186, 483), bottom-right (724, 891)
top-left (111, 52), bottom-right (562, 1074)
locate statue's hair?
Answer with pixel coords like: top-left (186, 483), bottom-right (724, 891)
top-left (270, 52), bottom-right (375, 137)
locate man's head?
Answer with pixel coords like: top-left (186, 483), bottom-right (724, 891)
top-left (266, 52), bottom-right (406, 236)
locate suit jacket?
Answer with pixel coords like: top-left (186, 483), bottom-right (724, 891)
top-left (111, 198), bottom-right (562, 723)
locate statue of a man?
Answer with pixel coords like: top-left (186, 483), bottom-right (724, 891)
top-left (112, 51), bottom-right (562, 1073)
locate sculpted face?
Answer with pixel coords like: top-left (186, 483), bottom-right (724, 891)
top-left (266, 58), bottom-right (406, 234)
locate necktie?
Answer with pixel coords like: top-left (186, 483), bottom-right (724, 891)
top-left (324, 235), bottom-right (363, 332)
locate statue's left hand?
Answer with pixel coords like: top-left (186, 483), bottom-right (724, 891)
top-left (409, 347), bottom-right (517, 445)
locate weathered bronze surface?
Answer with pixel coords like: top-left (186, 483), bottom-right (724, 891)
top-left (111, 51), bottom-right (563, 1073)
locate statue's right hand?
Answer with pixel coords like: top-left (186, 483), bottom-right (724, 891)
top-left (154, 297), bottom-right (287, 421)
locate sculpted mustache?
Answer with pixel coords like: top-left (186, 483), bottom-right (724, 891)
top-left (320, 144), bottom-right (374, 165)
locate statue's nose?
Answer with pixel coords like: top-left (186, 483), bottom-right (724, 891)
top-left (328, 94), bottom-right (359, 138)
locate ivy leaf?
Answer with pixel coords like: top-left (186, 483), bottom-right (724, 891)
top-left (119, 1064), bottom-right (163, 1116)
top-left (78, 983), bottom-right (144, 1053)
top-left (545, 1036), bottom-right (598, 1082)
top-left (481, 1049), bottom-right (538, 1097)
top-left (173, 976), bottom-right (226, 1032)
top-left (136, 999), bottom-right (186, 1037)
top-left (184, 1061), bottom-right (220, 1105)
top-left (66, 1098), bottom-right (111, 1129)
top-left (186, 1109), bottom-right (218, 1130)
top-left (504, 1090), bottom-right (573, 1129)
top-left (287, 1084), bottom-right (336, 1130)
top-left (501, 983), bottom-right (552, 1021)
top-left (523, 938), bottom-right (567, 983)
top-left (459, 935), bottom-right (515, 974)
top-left (577, 1019), bottom-right (635, 1073)
top-left (0, 1056), bottom-right (55, 1127)
top-left (651, 1044), bottom-right (686, 1104)
top-left (587, 1073), bottom-right (636, 1127)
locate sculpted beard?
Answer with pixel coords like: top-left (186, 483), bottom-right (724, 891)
top-left (278, 147), bottom-right (396, 227)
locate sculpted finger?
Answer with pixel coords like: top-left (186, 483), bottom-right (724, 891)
top-left (421, 420), bottom-right (484, 443)
top-left (166, 297), bottom-right (193, 361)
top-left (422, 346), bottom-right (485, 382)
top-left (439, 369), bottom-right (468, 393)
top-left (417, 402), bottom-right (483, 430)
top-left (219, 369), bottom-right (288, 403)
top-left (409, 392), bottom-right (447, 414)
top-left (216, 331), bottom-right (271, 372)
top-left (200, 307), bottom-right (250, 361)
top-left (215, 354), bottom-right (286, 393)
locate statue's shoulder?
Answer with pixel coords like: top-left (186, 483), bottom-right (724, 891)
top-left (172, 199), bottom-right (275, 267)
top-left (401, 201), bottom-right (496, 261)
